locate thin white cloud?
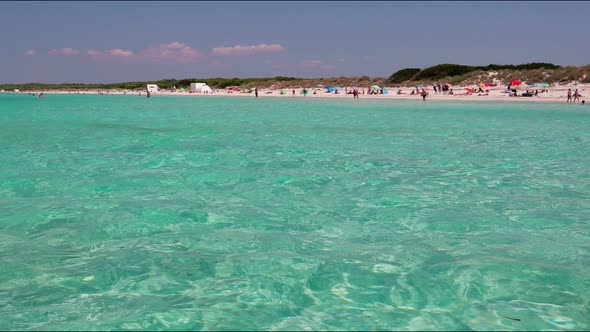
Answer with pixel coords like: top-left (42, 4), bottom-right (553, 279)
top-left (139, 42), bottom-right (202, 63)
top-left (24, 49), bottom-right (36, 56)
top-left (88, 48), bottom-right (134, 60)
top-left (107, 49), bottom-right (133, 57)
top-left (212, 44), bottom-right (285, 56)
top-left (48, 48), bottom-right (80, 56)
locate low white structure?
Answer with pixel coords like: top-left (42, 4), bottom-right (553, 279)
top-left (146, 84), bottom-right (158, 93)
top-left (190, 82), bottom-right (212, 94)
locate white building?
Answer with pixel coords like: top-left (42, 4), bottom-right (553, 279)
top-left (146, 84), bottom-right (159, 93)
top-left (190, 83), bottom-right (212, 94)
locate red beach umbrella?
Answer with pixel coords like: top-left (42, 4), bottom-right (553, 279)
top-left (464, 88), bottom-right (473, 92)
top-left (509, 80), bottom-right (521, 86)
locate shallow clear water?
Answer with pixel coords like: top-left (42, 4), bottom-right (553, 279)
top-left (1, 94), bottom-right (589, 330)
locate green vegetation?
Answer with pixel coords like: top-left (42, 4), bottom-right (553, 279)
top-left (387, 63), bottom-right (563, 84)
top-left (0, 76), bottom-right (302, 91)
top-left (387, 68), bottom-right (421, 84)
top-left (2, 62), bottom-right (588, 91)
top-left (0, 76), bottom-right (386, 91)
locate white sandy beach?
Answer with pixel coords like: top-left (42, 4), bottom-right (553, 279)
top-left (6, 83), bottom-right (589, 104)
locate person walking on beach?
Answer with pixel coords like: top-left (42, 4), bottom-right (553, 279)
top-left (255, 88), bottom-right (258, 98)
top-left (573, 89), bottom-right (580, 103)
top-left (353, 88), bottom-right (359, 99)
top-left (421, 88), bottom-right (428, 101)
top-left (292, 89), bottom-right (295, 96)
top-left (567, 89), bottom-right (572, 103)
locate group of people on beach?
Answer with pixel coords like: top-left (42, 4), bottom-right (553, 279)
top-left (566, 88), bottom-right (583, 104)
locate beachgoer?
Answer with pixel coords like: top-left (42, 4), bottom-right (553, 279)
top-left (255, 88), bottom-right (258, 98)
top-left (292, 89), bottom-right (295, 96)
top-left (573, 89), bottom-right (580, 103)
top-left (433, 85), bottom-right (437, 94)
top-left (582, 100), bottom-right (585, 105)
top-left (567, 88), bottom-right (572, 103)
top-left (147, 90), bottom-right (151, 98)
top-left (353, 88), bottom-right (359, 99)
top-left (421, 88), bottom-right (428, 101)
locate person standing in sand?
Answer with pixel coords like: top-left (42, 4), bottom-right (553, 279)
top-left (567, 88), bottom-right (572, 103)
top-left (353, 88), bottom-right (359, 99)
top-left (255, 88), bottom-right (258, 98)
top-left (573, 89), bottom-right (580, 103)
top-left (421, 88), bottom-right (428, 101)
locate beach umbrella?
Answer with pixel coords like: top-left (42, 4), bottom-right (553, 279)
top-left (371, 85), bottom-right (381, 89)
top-left (317, 84), bottom-right (324, 87)
top-left (417, 84), bottom-right (424, 89)
top-left (509, 80), bottom-right (521, 86)
top-left (464, 88), bottom-right (473, 93)
top-left (334, 87), bottom-right (342, 90)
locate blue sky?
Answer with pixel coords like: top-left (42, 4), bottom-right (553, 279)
top-left (1, 1), bottom-right (588, 83)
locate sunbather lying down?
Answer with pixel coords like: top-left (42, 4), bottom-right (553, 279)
top-left (478, 93), bottom-right (489, 96)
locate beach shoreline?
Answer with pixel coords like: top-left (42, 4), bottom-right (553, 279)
top-left (3, 84), bottom-right (587, 105)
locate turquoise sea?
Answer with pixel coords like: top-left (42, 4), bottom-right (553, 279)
top-left (1, 94), bottom-right (589, 330)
